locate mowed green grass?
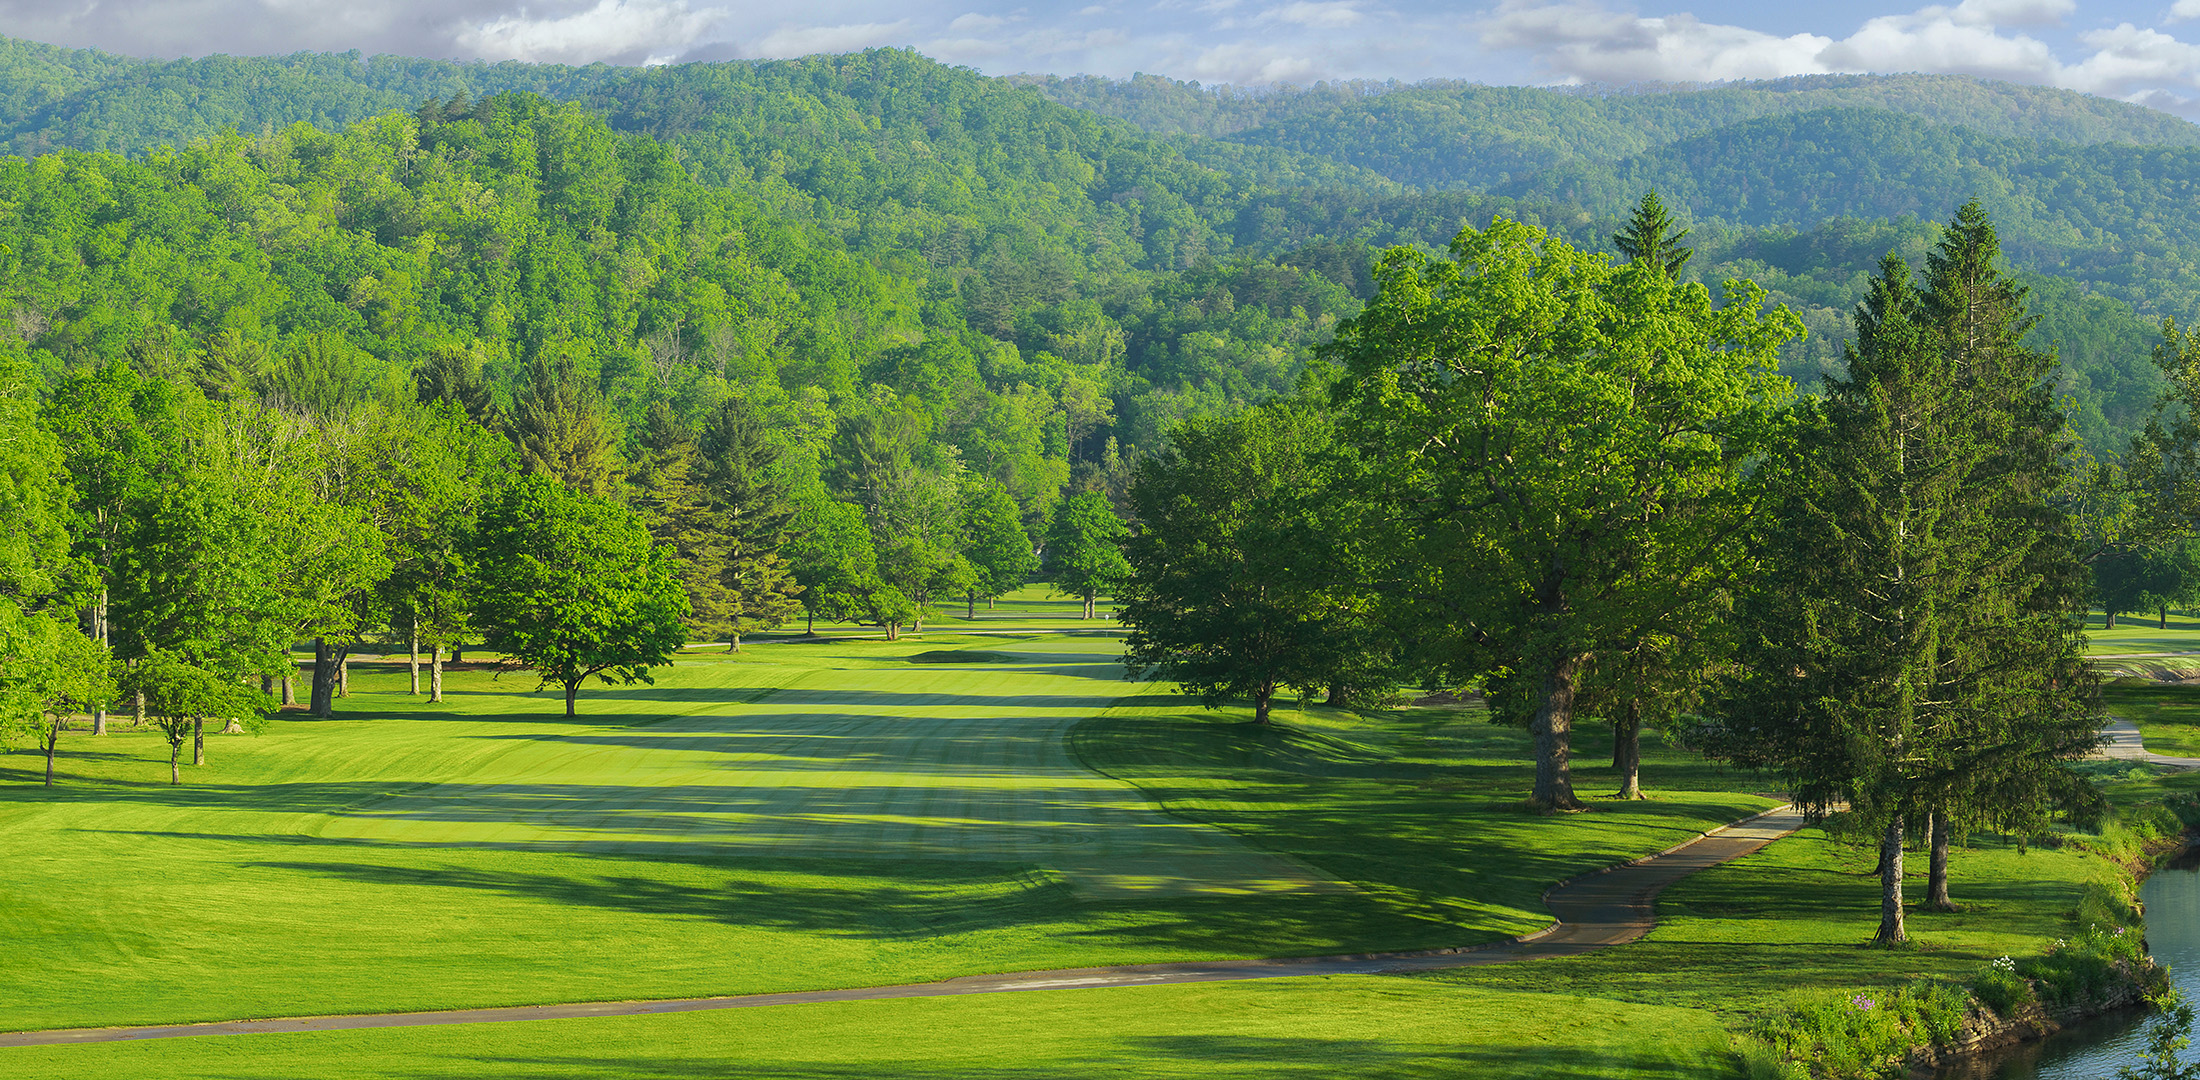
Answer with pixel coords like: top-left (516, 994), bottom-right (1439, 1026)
top-left (2, 594), bottom-right (1772, 1038)
top-left (2087, 609), bottom-right (2200, 655)
top-left (2107, 679), bottom-right (2200, 757)
top-left (0, 979), bottom-right (1744, 1080)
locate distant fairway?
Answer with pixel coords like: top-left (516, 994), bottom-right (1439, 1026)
top-left (313, 637), bottom-right (1339, 898)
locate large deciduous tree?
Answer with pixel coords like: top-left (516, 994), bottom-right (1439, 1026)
top-left (0, 601), bottom-right (113, 785)
top-left (1045, 491), bottom-right (1130, 620)
top-left (959, 479), bottom-right (1038, 618)
top-left (1119, 399), bottom-right (1387, 724)
top-left (467, 475), bottom-right (689, 717)
top-left (1326, 215), bottom-right (1798, 811)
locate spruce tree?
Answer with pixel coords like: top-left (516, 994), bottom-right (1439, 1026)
top-left (1613, 192), bottom-right (1691, 279)
top-left (696, 399), bottom-right (801, 651)
top-left (629, 402), bottom-right (727, 643)
top-left (1724, 213), bottom-right (2100, 943)
top-left (1915, 200), bottom-right (2102, 910)
top-left (510, 347), bottom-right (619, 498)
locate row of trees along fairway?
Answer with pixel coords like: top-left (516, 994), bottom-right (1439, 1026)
top-left (1118, 196), bottom-right (2103, 942)
top-left (0, 316), bottom-right (1120, 776)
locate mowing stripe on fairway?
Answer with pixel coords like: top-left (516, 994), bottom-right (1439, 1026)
top-left (0, 805), bottom-right (1805, 1046)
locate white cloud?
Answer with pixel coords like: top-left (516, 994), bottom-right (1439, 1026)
top-left (2174, 0), bottom-right (2200, 23)
top-left (1259, 1), bottom-right (1363, 30)
top-left (949, 12), bottom-right (1009, 32)
top-left (753, 20), bottom-right (912, 58)
top-left (1185, 41), bottom-right (1323, 81)
top-left (1482, 1), bottom-right (1832, 83)
top-left (457, 0), bottom-right (716, 64)
top-left (1822, 7), bottom-right (2062, 83)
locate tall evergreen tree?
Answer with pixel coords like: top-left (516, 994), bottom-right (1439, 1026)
top-left (696, 398), bottom-right (801, 650)
top-left (1722, 225), bottom-right (2099, 943)
top-left (510, 347), bottom-right (619, 498)
top-left (629, 402), bottom-right (727, 642)
top-left (413, 345), bottom-right (498, 427)
top-left (1613, 192), bottom-right (1691, 279)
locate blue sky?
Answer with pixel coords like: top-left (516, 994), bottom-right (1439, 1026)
top-left (7, 1), bottom-right (2200, 116)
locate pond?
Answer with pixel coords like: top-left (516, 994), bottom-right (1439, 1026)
top-left (1943, 857), bottom-right (2200, 1079)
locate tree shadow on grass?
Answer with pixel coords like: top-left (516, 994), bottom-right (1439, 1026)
top-left (385, 1038), bottom-right (1721, 1080)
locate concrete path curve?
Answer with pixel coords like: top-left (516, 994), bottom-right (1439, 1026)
top-left (2098, 718), bottom-right (2200, 769)
top-left (0, 804), bottom-right (1807, 1047)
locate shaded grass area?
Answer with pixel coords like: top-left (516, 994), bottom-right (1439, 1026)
top-left (1073, 702), bottom-right (1780, 939)
top-left (1422, 821), bottom-right (2121, 1025)
top-left (2086, 609), bottom-right (2200, 655)
top-left (0, 979), bottom-right (1744, 1080)
top-left (2106, 680), bottom-right (2200, 757)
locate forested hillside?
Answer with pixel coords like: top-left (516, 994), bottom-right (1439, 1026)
top-left (0, 38), bottom-right (2192, 455)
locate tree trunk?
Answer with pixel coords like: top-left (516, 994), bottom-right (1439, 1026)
top-left (192, 716), bottom-right (204, 766)
top-left (91, 588), bottom-right (107, 734)
top-left (968, 593), bottom-right (977, 620)
top-left (1325, 685), bottom-right (1347, 707)
top-left (261, 673), bottom-right (274, 696)
top-left (1253, 682), bottom-right (1274, 725)
top-left (1613, 698), bottom-right (1644, 800)
top-left (338, 646), bottom-right (350, 698)
top-left (1927, 811), bottom-right (1955, 912)
top-left (727, 630), bottom-right (741, 654)
top-left (310, 638), bottom-right (335, 717)
top-left (564, 681), bottom-right (578, 718)
top-left (2163, 606), bottom-right (2172, 630)
top-left (2105, 609), bottom-right (2117, 629)
top-left (430, 644), bottom-right (443, 703)
top-left (1084, 592), bottom-right (1097, 619)
top-left (281, 671), bottom-right (295, 706)
top-left (221, 718), bottom-right (242, 734)
top-left (451, 641), bottom-right (463, 662)
top-left (884, 622), bottom-right (900, 642)
top-left (1530, 654), bottom-right (1585, 811)
top-left (409, 618), bottom-right (420, 695)
top-left (170, 739), bottom-right (180, 785)
top-left (1876, 819), bottom-right (1908, 945)
top-left (133, 690), bottom-right (143, 726)
top-left (806, 609), bottom-right (816, 635)
top-left (44, 719), bottom-right (58, 786)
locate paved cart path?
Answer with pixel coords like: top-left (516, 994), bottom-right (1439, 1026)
top-left (0, 804), bottom-right (1807, 1047)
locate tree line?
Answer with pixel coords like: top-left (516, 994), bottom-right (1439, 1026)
top-left (0, 324), bottom-right (1149, 781)
top-left (1119, 195), bottom-right (2112, 944)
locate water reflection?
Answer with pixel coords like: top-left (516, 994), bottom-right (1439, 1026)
top-left (1948, 853), bottom-right (2200, 1079)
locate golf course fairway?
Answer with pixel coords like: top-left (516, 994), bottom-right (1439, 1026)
top-left (1, 601), bottom-right (1833, 1076)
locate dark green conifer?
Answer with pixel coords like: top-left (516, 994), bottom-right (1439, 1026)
top-left (696, 398), bottom-right (801, 650)
top-left (1613, 192), bottom-right (1691, 279)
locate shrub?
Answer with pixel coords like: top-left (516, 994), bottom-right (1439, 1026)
top-left (1972, 957), bottom-right (2032, 1017)
top-left (1754, 980), bottom-right (1971, 1079)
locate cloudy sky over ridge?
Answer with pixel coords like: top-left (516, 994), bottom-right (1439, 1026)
top-left (9, 1), bottom-right (2200, 113)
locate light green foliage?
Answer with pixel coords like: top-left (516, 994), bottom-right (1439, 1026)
top-left (1120, 398), bottom-right (1384, 722)
top-left (0, 599), bottom-right (110, 784)
top-left (1328, 215), bottom-right (1798, 810)
top-left (1044, 490), bottom-right (1130, 619)
top-left (465, 474), bottom-right (689, 715)
top-left (958, 479), bottom-right (1038, 613)
top-left (120, 647), bottom-right (269, 784)
top-left (0, 342), bottom-right (74, 604)
top-left (2122, 990), bottom-right (2200, 1080)
top-left (784, 494), bottom-right (880, 633)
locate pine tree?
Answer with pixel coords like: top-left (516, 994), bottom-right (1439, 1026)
top-left (1914, 200), bottom-right (2102, 911)
top-left (413, 345), bottom-right (498, 427)
top-left (629, 402), bottom-right (726, 643)
top-left (510, 347), bottom-right (619, 498)
top-left (1613, 192), bottom-right (1692, 279)
top-left (1723, 216), bottom-right (2100, 944)
top-left (696, 399), bottom-right (801, 650)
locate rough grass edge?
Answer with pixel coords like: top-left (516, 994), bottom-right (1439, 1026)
top-left (1741, 799), bottom-right (2194, 1080)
